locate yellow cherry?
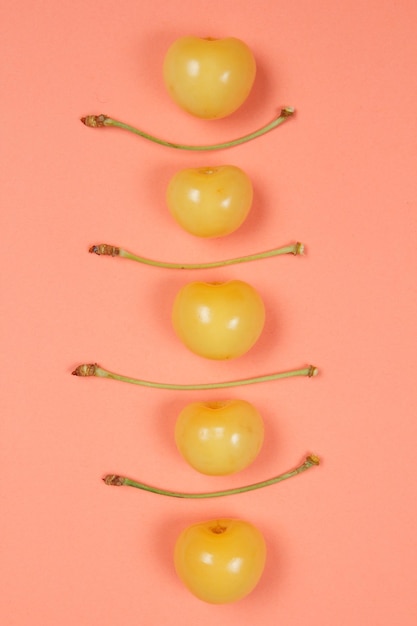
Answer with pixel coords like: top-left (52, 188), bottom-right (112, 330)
top-left (166, 165), bottom-right (253, 238)
top-left (171, 280), bottom-right (265, 360)
top-left (174, 518), bottom-right (266, 603)
top-left (175, 399), bottom-right (264, 475)
top-left (163, 36), bottom-right (256, 119)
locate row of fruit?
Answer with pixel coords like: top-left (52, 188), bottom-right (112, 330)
top-left (74, 35), bottom-right (319, 604)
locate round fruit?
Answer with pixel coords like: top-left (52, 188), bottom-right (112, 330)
top-left (174, 518), bottom-right (266, 603)
top-left (166, 165), bottom-right (253, 238)
top-left (163, 36), bottom-right (256, 119)
top-left (171, 280), bottom-right (265, 360)
top-left (175, 399), bottom-right (264, 475)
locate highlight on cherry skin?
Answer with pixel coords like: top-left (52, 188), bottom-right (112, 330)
top-left (174, 518), bottom-right (266, 604)
top-left (163, 36), bottom-right (256, 119)
top-left (172, 279), bottom-right (266, 360)
top-left (166, 164), bottom-right (253, 238)
top-left (175, 399), bottom-right (264, 475)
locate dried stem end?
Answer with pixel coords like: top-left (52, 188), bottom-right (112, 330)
top-left (307, 454), bottom-right (320, 466)
top-left (103, 475), bottom-right (126, 486)
top-left (72, 363), bottom-right (97, 377)
top-left (89, 244), bottom-right (120, 257)
top-left (308, 365), bottom-right (319, 377)
top-left (281, 106), bottom-right (295, 118)
top-left (80, 114), bottom-right (108, 128)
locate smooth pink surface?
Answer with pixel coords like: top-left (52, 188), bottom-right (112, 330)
top-left (1, 1), bottom-right (417, 624)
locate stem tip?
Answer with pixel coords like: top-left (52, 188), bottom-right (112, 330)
top-left (103, 475), bottom-right (125, 486)
top-left (72, 363), bottom-right (97, 376)
top-left (81, 114), bottom-right (107, 128)
top-left (89, 244), bottom-right (120, 256)
top-left (281, 106), bottom-right (295, 117)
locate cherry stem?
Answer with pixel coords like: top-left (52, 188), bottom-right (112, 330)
top-left (72, 363), bottom-right (318, 390)
top-left (88, 242), bottom-right (304, 269)
top-left (80, 107), bottom-right (295, 151)
top-left (102, 454), bottom-right (320, 498)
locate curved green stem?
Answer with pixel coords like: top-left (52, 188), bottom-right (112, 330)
top-left (72, 363), bottom-right (318, 390)
top-left (89, 242), bottom-right (304, 269)
top-left (80, 107), bottom-right (295, 151)
top-left (103, 454), bottom-right (320, 498)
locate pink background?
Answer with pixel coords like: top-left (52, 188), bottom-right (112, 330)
top-left (1, 1), bottom-right (417, 624)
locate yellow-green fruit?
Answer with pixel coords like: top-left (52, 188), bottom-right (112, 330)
top-left (174, 518), bottom-right (266, 604)
top-left (163, 36), bottom-right (256, 119)
top-left (166, 165), bottom-right (253, 238)
top-left (175, 399), bottom-right (264, 475)
top-left (172, 280), bottom-right (265, 360)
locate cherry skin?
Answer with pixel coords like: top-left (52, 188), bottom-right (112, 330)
top-left (163, 36), bottom-right (256, 119)
top-left (166, 165), bottom-right (253, 238)
top-left (175, 399), bottom-right (264, 475)
top-left (171, 280), bottom-right (266, 360)
top-left (174, 518), bottom-right (266, 603)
